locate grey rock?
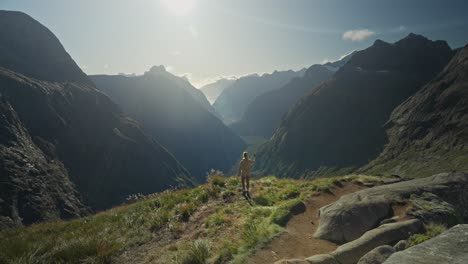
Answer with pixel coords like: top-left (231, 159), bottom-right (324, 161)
top-left (305, 254), bottom-right (339, 264)
top-left (274, 259), bottom-right (309, 264)
top-left (408, 192), bottom-right (458, 225)
top-left (379, 216), bottom-right (400, 225)
top-left (331, 219), bottom-right (422, 264)
top-left (383, 224), bottom-right (468, 264)
top-left (357, 245), bottom-right (395, 264)
top-left (314, 172), bottom-right (468, 243)
top-left (392, 240), bottom-right (408, 251)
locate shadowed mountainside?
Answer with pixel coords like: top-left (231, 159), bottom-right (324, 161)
top-left (0, 11), bottom-right (191, 227)
top-left (230, 64), bottom-right (334, 138)
top-left (255, 34), bottom-right (454, 178)
top-left (363, 44), bottom-right (468, 177)
top-left (91, 68), bottom-right (246, 181)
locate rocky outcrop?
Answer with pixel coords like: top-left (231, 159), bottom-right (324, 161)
top-left (364, 44), bottom-right (468, 178)
top-left (277, 220), bottom-right (421, 264)
top-left (255, 34), bottom-right (454, 178)
top-left (314, 172), bottom-right (468, 243)
top-left (383, 224), bottom-right (468, 264)
top-left (357, 245), bottom-right (395, 264)
top-left (330, 220), bottom-right (421, 264)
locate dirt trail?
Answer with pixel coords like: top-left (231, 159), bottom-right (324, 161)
top-left (245, 183), bottom-right (366, 264)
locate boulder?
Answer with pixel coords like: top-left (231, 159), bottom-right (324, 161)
top-left (305, 254), bottom-right (339, 264)
top-left (331, 219), bottom-right (421, 264)
top-left (357, 245), bottom-right (395, 264)
top-left (274, 259), bottom-right (309, 264)
top-left (383, 224), bottom-right (468, 264)
top-left (392, 240), bottom-right (408, 251)
top-left (314, 172), bottom-right (468, 243)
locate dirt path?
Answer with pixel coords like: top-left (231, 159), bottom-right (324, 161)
top-left (245, 183), bottom-right (366, 264)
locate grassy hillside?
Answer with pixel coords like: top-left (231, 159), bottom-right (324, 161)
top-left (0, 173), bottom-right (381, 264)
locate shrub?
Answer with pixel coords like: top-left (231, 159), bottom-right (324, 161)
top-left (179, 239), bottom-right (210, 264)
top-left (207, 170), bottom-right (226, 187)
top-left (408, 223), bottom-right (447, 246)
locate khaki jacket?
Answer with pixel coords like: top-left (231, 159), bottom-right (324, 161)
top-left (238, 158), bottom-right (255, 177)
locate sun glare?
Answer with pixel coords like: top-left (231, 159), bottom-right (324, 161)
top-left (162, 0), bottom-right (196, 16)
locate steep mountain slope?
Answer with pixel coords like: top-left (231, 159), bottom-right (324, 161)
top-left (0, 11), bottom-right (191, 227)
top-left (364, 44), bottom-right (468, 177)
top-left (91, 68), bottom-right (246, 181)
top-left (213, 69), bottom-right (306, 124)
top-left (255, 34), bottom-right (454, 178)
top-left (200, 78), bottom-right (236, 104)
top-left (230, 65), bottom-right (334, 137)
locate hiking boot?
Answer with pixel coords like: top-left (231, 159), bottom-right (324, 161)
top-left (246, 191), bottom-right (252, 199)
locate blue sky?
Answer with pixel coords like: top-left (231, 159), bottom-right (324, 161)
top-left (2, 0), bottom-right (468, 87)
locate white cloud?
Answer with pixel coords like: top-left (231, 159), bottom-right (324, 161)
top-left (170, 51), bottom-right (182, 56)
top-left (390, 25), bottom-right (407, 33)
top-left (103, 64), bottom-right (109, 69)
top-left (189, 25), bottom-right (198, 37)
top-left (342, 29), bottom-right (375, 42)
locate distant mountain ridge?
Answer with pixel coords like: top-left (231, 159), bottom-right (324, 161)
top-left (255, 34), bottom-right (454, 178)
top-left (91, 67), bottom-right (246, 181)
top-left (200, 78), bottom-right (236, 104)
top-left (363, 44), bottom-right (468, 177)
top-left (213, 69), bottom-right (306, 124)
top-left (229, 53), bottom-right (355, 138)
top-left (0, 11), bottom-right (191, 227)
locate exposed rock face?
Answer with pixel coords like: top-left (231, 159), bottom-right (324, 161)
top-left (314, 172), bottom-right (468, 243)
top-left (0, 91), bottom-right (87, 228)
top-left (364, 44), bottom-right (468, 178)
top-left (0, 11), bottom-right (191, 227)
top-left (230, 64), bottom-right (334, 137)
top-left (330, 219), bottom-right (421, 264)
top-left (357, 245), bottom-right (395, 264)
top-left (255, 34), bottom-right (453, 178)
top-left (278, 220), bottom-right (421, 264)
top-left (213, 69), bottom-right (306, 124)
top-left (91, 68), bottom-right (246, 181)
top-left (383, 224), bottom-right (468, 264)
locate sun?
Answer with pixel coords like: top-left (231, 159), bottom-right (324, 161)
top-left (162, 0), bottom-right (196, 16)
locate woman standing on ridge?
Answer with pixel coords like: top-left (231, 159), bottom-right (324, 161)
top-left (238, 151), bottom-right (255, 199)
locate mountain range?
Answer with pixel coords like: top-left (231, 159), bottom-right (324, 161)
top-left (200, 78), bottom-right (236, 104)
top-left (255, 34), bottom-right (454, 177)
top-left (213, 69), bottom-right (306, 124)
top-left (91, 67), bottom-right (246, 181)
top-left (0, 11), bottom-right (192, 227)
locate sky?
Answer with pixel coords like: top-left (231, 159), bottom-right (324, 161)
top-left (2, 0), bottom-right (468, 87)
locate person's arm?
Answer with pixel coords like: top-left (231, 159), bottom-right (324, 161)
top-left (238, 160), bottom-right (242, 176)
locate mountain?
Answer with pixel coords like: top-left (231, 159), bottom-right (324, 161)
top-left (91, 68), bottom-right (246, 181)
top-left (0, 11), bottom-right (191, 227)
top-left (363, 44), bottom-right (468, 177)
top-left (213, 69), bottom-right (306, 124)
top-left (322, 51), bottom-right (356, 72)
top-left (200, 78), bottom-right (236, 104)
top-left (230, 63), bottom-right (337, 138)
top-left (255, 34), bottom-right (454, 178)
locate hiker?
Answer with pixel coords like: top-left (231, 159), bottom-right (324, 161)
top-left (238, 151), bottom-right (255, 198)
